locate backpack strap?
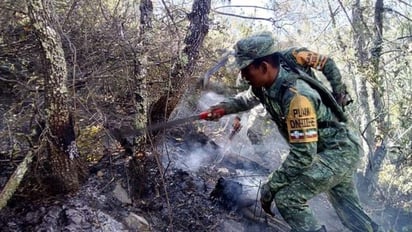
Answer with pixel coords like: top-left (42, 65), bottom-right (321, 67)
top-left (276, 52), bottom-right (348, 122)
top-left (295, 71), bottom-right (348, 122)
top-left (318, 121), bottom-right (344, 128)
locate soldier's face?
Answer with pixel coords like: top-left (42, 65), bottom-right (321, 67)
top-left (241, 62), bottom-right (277, 88)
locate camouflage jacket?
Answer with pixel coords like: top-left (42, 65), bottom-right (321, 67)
top-left (280, 47), bottom-right (346, 94)
top-left (236, 47), bottom-right (346, 94)
top-left (219, 66), bottom-right (359, 192)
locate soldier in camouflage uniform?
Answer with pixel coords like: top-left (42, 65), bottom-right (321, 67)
top-left (206, 32), bottom-right (381, 232)
top-left (234, 41), bottom-right (352, 146)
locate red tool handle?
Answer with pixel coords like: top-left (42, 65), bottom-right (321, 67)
top-left (199, 108), bottom-right (225, 120)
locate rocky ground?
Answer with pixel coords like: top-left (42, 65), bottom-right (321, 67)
top-left (0, 117), bottom-right (354, 232)
top-left (0, 123), bottom-right (289, 232)
top-left (0, 93), bottom-right (409, 232)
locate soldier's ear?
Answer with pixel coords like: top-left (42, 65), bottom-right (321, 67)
top-left (260, 61), bottom-right (270, 73)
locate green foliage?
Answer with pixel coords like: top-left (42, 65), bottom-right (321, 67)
top-left (379, 163), bottom-right (412, 209)
top-left (77, 125), bottom-right (104, 162)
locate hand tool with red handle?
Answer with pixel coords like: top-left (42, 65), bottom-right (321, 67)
top-left (110, 108), bottom-right (226, 137)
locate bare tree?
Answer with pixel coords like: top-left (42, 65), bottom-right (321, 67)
top-left (28, 0), bottom-right (87, 193)
top-left (150, 0), bottom-right (212, 123)
top-left (133, 0), bottom-right (153, 147)
top-left (363, 0), bottom-right (387, 195)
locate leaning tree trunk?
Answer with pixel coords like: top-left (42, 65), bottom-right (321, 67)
top-left (351, 0), bottom-right (389, 196)
top-left (364, 0), bottom-right (387, 195)
top-left (150, 0), bottom-right (211, 123)
top-left (352, 0), bottom-right (369, 68)
top-left (28, 0), bottom-right (87, 193)
top-left (352, 0), bottom-right (375, 157)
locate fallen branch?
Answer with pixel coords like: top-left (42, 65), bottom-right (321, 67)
top-left (0, 151), bottom-right (34, 210)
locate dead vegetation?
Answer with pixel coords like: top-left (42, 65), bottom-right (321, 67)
top-left (0, 1), bottom-right (411, 231)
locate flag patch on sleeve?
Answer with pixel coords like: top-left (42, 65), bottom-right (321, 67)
top-left (287, 94), bottom-right (318, 143)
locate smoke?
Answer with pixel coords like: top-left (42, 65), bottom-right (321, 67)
top-left (161, 86), bottom-right (403, 231)
top-left (175, 147), bottom-right (218, 172)
top-left (197, 91), bottom-right (226, 111)
top-left (168, 90), bottom-right (289, 176)
top-left (168, 92), bottom-right (288, 204)
top-left (163, 90), bottom-right (366, 231)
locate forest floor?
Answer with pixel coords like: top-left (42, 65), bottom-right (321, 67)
top-left (0, 120), bottom-right (358, 232)
top-left (0, 96), bottom-right (410, 232)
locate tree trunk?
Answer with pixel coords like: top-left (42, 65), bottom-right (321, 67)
top-left (28, 0), bottom-right (87, 194)
top-left (352, 0), bottom-right (375, 154)
top-left (132, 0), bottom-right (153, 148)
top-left (364, 0), bottom-right (387, 195)
top-left (352, 0), bottom-right (369, 68)
top-left (351, 1), bottom-right (376, 195)
top-left (370, 0), bottom-right (383, 74)
top-left (150, 0), bottom-right (211, 124)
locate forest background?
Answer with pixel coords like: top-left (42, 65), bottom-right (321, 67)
top-left (0, 0), bottom-right (411, 231)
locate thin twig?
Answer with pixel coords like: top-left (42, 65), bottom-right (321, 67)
top-left (0, 151), bottom-right (34, 210)
top-left (254, 180), bottom-right (261, 217)
top-left (397, 0), bottom-right (412, 7)
top-left (336, 0), bottom-right (357, 33)
top-left (147, 134), bottom-right (173, 231)
top-left (361, 112), bottom-right (386, 137)
top-left (213, 5), bottom-right (274, 11)
top-left (160, 0), bottom-right (180, 35)
top-left (212, 9), bottom-right (276, 22)
top-left (384, 7), bottom-right (412, 21)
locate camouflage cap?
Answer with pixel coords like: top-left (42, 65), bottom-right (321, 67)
top-left (233, 31), bottom-right (277, 69)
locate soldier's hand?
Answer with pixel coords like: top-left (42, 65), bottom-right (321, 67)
top-left (204, 105), bottom-right (226, 121)
top-left (334, 91), bottom-right (353, 108)
top-left (260, 183), bottom-right (275, 216)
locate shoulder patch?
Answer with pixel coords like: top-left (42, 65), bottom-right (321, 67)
top-left (287, 94), bottom-right (318, 143)
top-left (292, 49), bottom-right (328, 70)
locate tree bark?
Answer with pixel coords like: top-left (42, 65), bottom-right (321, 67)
top-left (351, 0), bottom-right (389, 195)
top-left (371, 0), bottom-right (383, 74)
top-left (150, 0), bottom-right (211, 124)
top-left (131, 0), bottom-right (153, 148)
top-left (28, 0), bottom-right (87, 194)
top-left (351, 1), bottom-right (376, 194)
top-left (352, 0), bottom-right (369, 68)
top-left (352, 0), bottom-right (375, 153)
top-left (364, 0), bottom-right (387, 195)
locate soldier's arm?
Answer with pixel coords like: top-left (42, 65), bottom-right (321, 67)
top-left (218, 86), bottom-right (260, 114)
top-left (291, 47), bottom-right (346, 94)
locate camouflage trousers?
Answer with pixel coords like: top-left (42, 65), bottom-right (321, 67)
top-left (273, 142), bottom-right (380, 231)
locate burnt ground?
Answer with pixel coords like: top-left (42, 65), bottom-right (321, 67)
top-left (0, 88), bottom-right (293, 232)
top-left (0, 121), bottom-right (292, 232)
top-left (0, 100), bottom-right (410, 232)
